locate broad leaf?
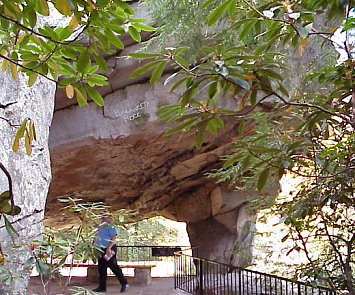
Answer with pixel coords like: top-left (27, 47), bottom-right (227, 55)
top-left (257, 168), bottom-right (270, 191)
top-left (208, 0), bottom-right (233, 26)
top-left (85, 86), bottom-right (104, 106)
top-left (54, 0), bottom-right (72, 16)
top-left (130, 60), bottom-right (163, 79)
top-left (150, 61), bottom-right (167, 84)
top-left (128, 26), bottom-right (141, 42)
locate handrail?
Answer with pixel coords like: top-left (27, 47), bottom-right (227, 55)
top-left (174, 251), bottom-right (336, 295)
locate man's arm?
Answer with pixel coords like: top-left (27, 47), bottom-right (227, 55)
top-left (106, 234), bottom-right (117, 253)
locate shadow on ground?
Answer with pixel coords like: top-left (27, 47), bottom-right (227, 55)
top-left (27, 276), bottom-right (186, 295)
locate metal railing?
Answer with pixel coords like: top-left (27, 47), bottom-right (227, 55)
top-left (174, 251), bottom-right (335, 295)
top-left (61, 245), bottom-right (190, 277)
top-left (115, 245), bottom-right (190, 277)
top-left (115, 245), bottom-right (186, 262)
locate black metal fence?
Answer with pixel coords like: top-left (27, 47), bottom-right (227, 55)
top-left (174, 252), bottom-right (335, 295)
top-left (115, 245), bottom-right (190, 277)
top-left (115, 245), bottom-right (187, 262)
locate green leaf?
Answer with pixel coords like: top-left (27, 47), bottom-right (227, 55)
top-left (35, 0), bottom-right (49, 16)
top-left (74, 85), bottom-right (87, 107)
top-left (164, 118), bottom-right (197, 136)
top-left (259, 69), bottom-right (283, 81)
top-left (297, 23), bottom-right (313, 39)
top-left (105, 30), bottom-right (124, 49)
top-left (207, 81), bottom-right (218, 99)
top-left (16, 119), bottom-right (27, 139)
top-left (208, 0), bottom-right (233, 26)
top-left (170, 77), bottom-right (190, 93)
top-left (150, 61), bottom-right (167, 84)
top-left (117, 1), bottom-right (134, 14)
top-left (25, 133), bottom-right (32, 156)
top-left (4, 215), bottom-right (18, 241)
top-left (206, 117), bottom-right (224, 135)
top-left (250, 89), bottom-right (257, 105)
top-left (342, 17), bottom-right (355, 32)
top-left (60, 48), bottom-right (77, 60)
top-left (27, 73), bottom-right (38, 87)
top-left (29, 121), bottom-right (36, 141)
top-left (128, 26), bottom-right (141, 42)
top-left (85, 86), bottom-right (104, 106)
top-left (0, 200), bottom-right (11, 214)
top-left (86, 74), bottom-right (108, 87)
top-left (9, 61), bottom-right (18, 80)
top-left (180, 85), bottom-right (198, 109)
top-left (227, 0), bottom-right (236, 16)
top-left (240, 155), bottom-right (252, 171)
top-left (239, 20), bottom-right (257, 41)
top-left (130, 60), bottom-right (162, 79)
top-left (201, 0), bottom-right (216, 9)
top-left (132, 23), bottom-right (156, 32)
top-left (26, 8), bottom-right (37, 28)
top-left (93, 54), bottom-right (108, 72)
top-left (278, 83), bottom-right (289, 97)
top-left (24, 257), bottom-right (36, 271)
top-left (54, 0), bottom-right (72, 16)
top-left (8, 205), bottom-right (21, 216)
top-left (158, 104), bottom-right (180, 120)
top-left (257, 168), bottom-right (270, 191)
top-left (36, 260), bottom-right (51, 277)
top-left (228, 76), bottom-right (250, 90)
top-left (195, 126), bottom-right (205, 149)
top-left (12, 138), bottom-right (19, 153)
top-left (174, 55), bottom-right (189, 69)
top-left (0, 191), bottom-right (10, 200)
top-left (55, 27), bottom-right (72, 40)
top-left (77, 49), bottom-right (91, 74)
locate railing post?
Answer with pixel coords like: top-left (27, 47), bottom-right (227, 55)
top-left (174, 254), bottom-right (177, 289)
top-left (239, 269), bottom-right (242, 295)
top-left (199, 260), bottom-right (203, 295)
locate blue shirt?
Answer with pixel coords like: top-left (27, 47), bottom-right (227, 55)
top-left (94, 222), bottom-right (117, 248)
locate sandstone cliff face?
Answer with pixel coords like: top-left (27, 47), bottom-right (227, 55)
top-left (47, 1), bottom-right (277, 268)
top-left (49, 64), bottom-right (265, 267)
top-left (0, 72), bottom-right (55, 294)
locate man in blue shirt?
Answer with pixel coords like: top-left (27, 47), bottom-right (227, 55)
top-left (93, 216), bottom-right (128, 293)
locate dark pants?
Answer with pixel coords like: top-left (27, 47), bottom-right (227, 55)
top-left (97, 244), bottom-right (127, 289)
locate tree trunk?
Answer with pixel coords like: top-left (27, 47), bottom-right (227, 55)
top-left (0, 72), bottom-right (55, 294)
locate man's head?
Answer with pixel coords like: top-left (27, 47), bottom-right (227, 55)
top-left (101, 216), bottom-right (110, 223)
top-left (100, 210), bottom-right (111, 223)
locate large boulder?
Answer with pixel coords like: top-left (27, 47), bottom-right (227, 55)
top-left (0, 72), bottom-right (55, 294)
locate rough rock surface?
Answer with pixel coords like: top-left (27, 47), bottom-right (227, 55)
top-left (48, 60), bottom-right (266, 267)
top-left (48, 1), bottom-right (279, 267)
top-left (0, 72), bottom-right (55, 294)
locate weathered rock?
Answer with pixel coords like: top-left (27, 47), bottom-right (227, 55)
top-left (47, 1), bottom-right (281, 266)
top-left (48, 66), bottom-right (267, 267)
top-left (0, 72), bottom-right (55, 294)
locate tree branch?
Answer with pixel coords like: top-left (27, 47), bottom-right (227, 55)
top-left (0, 53), bottom-right (57, 83)
top-left (0, 13), bottom-right (88, 47)
top-left (0, 101), bottom-right (16, 109)
top-left (0, 161), bottom-right (15, 208)
top-left (0, 116), bottom-right (20, 127)
top-left (272, 91), bottom-right (353, 126)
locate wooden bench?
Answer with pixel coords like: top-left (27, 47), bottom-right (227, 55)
top-left (64, 263), bottom-right (156, 285)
